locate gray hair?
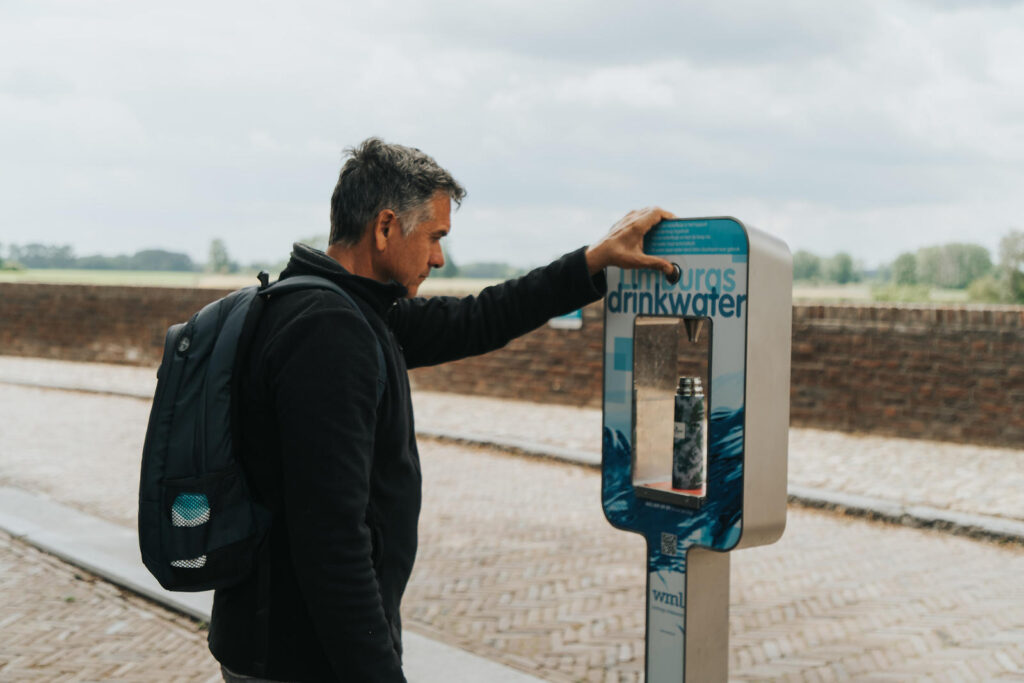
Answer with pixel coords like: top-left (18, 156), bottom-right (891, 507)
top-left (329, 137), bottom-right (466, 246)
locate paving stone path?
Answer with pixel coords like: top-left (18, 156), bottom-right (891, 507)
top-left (408, 443), bottom-right (1024, 682)
top-left (1, 364), bottom-right (1024, 680)
top-left (0, 531), bottom-right (218, 682)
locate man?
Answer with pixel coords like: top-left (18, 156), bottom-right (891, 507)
top-left (208, 138), bottom-right (675, 681)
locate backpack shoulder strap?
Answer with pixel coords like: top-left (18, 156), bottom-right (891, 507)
top-left (259, 275), bottom-right (388, 405)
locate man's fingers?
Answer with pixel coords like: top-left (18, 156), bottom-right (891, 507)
top-left (632, 207), bottom-right (676, 233)
top-left (640, 255), bottom-right (674, 276)
top-left (614, 206), bottom-right (676, 234)
top-left (598, 207), bottom-right (680, 273)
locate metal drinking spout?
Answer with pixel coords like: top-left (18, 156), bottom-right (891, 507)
top-left (684, 318), bottom-right (704, 344)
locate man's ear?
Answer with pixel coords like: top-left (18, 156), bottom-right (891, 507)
top-left (373, 209), bottom-right (397, 251)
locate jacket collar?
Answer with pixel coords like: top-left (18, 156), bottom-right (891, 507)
top-left (278, 243), bottom-right (407, 316)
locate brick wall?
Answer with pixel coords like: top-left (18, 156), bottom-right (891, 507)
top-left (1, 282), bottom-right (1021, 447)
top-left (788, 305), bottom-right (1024, 445)
top-left (0, 283), bottom-right (234, 365)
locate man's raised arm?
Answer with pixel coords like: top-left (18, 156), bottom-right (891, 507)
top-left (391, 207), bottom-right (677, 369)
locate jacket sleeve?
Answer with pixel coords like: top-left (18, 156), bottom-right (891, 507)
top-left (391, 246), bottom-right (607, 369)
top-left (264, 295), bottom-right (405, 682)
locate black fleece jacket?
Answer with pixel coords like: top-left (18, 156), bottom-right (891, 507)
top-left (208, 243), bottom-right (606, 682)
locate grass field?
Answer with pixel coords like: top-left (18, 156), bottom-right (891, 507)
top-left (0, 269), bottom-right (503, 295)
top-left (0, 269), bottom-right (978, 303)
top-left (0, 269), bottom-right (259, 289)
top-left (790, 282), bottom-right (970, 304)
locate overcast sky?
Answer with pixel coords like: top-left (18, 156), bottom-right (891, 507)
top-left (2, 0), bottom-right (1023, 268)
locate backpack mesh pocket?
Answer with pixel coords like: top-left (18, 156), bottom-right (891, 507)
top-left (169, 492), bottom-right (210, 568)
top-left (171, 492), bottom-right (211, 527)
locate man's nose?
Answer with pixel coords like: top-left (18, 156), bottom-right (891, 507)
top-left (430, 244), bottom-right (445, 269)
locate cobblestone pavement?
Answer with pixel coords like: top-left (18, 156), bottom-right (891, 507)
top-left (0, 530), bottom-right (218, 682)
top-left (410, 445), bottom-right (1024, 682)
top-left (1, 371), bottom-right (1023, 680)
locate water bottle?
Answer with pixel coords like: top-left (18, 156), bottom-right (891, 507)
top-left (170, 492), bottom-right (210, 569)
top-left (672, 377), bottom-right (705, 490)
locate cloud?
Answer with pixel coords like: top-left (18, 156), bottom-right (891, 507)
top-left (388, 0), bottom-right (876, 67)
top-left (1, 0), bottom-right (1022, 269)
top-left (912, 0), bottom-right (1024, 9)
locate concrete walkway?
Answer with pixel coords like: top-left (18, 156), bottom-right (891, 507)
top-left (1, 355), bottom-right (1021, 542)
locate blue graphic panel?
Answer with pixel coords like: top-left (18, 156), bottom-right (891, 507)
top-left (603, 217), bottom-right (748, 554)
top-left (613, 337), bottom-right (632, 371)
top-left (644, 218), bottom-right (747, 257)
top-left (604, 356), bottom-right (629, 406)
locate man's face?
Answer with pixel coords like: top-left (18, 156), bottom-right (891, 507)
top-left (384, 191), bottom-right (451, 297)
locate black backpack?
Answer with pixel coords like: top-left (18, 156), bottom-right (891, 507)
top-left (138, 272), bottom-right (386, 592)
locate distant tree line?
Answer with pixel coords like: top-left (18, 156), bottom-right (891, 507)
top-left (964, 231), bottom-right (1024, 304)
top-left (882, 232), bottom-right (1024, 303)
top-left (792, 251), bottom-right (862, 284)
top-left (0, 237), bottom-right (530, 280)
top-left (1, 243), bottom-right (196, 271)
top-left (1, 237), bottom-right (257, 274)
top-left (794, 229), bottom-right (1024, 303)
top-left (11, 230), bottom-right (1017, 303)
top-left (287, 237), bottom-right (527, 279)
top-left (887, 243), bottom-right (992, 289)
top-left (401, 242), bottom-right (527, 279)
top-left (206, 238), bottom-right (238, 274)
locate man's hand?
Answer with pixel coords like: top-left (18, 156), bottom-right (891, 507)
top-left (585, 207), bottom-right (678, 276)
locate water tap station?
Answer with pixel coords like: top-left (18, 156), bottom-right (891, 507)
top-left (602, 217), bottom-right (792, 681)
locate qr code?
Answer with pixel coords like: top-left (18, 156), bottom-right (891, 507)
top-left (660, 532), bottom-right (678, 557)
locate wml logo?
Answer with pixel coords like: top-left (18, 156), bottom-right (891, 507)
top-left (651, 589), bottom-right (684, 608)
